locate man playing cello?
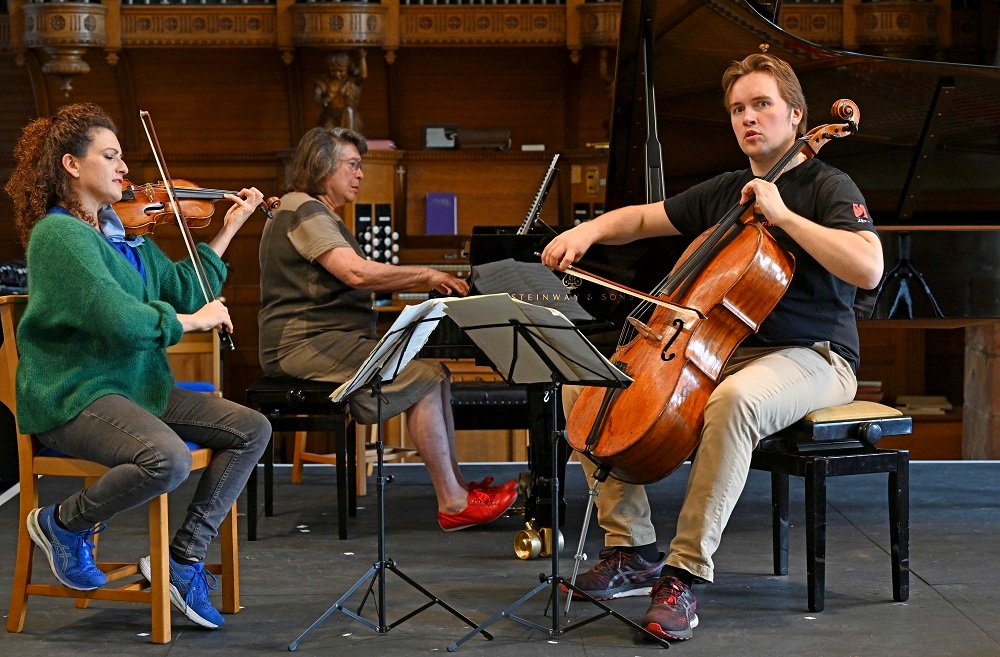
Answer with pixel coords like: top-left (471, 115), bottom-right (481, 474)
top-left (541, 53), bottom-right (883, 641)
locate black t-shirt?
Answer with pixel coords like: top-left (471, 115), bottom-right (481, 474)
top-left (663, 157), bottom-right (876, 371)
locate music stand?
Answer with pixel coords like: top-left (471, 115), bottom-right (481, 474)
top-left (442, 295), bottom-right (670, 651)
top-left (288, 300), bottom-right (492, 651)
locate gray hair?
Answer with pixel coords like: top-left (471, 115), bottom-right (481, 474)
top-left (288, 126), bottom-right (368, 195)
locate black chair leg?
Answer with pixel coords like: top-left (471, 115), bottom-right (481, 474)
top-left (805, 458), bottom-right (827, 613)
top-left (347, 421), bottom-right (358, 517)
top-left (264, 433), bottom-right (274, 517)
top-left (247, 451), bottom-right (260, 542)
top-left (335, 422), bottom-right (348, 540)
top-left (772, 472), bottom-right (790, 576)
top-left (890, 451), bottom-right (910, 602)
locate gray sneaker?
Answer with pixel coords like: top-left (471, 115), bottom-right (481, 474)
top-left (564, 547), bottom-right (666, 600)
top-left (641, 576), bottom-right (699, 641)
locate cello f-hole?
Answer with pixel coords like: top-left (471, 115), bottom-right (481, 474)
top-left (660, 319), bottom-right (684, 362)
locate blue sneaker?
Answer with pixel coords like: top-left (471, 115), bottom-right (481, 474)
top-left (139, 555), bottom-right (224, 629)
top-left (26, 505), bottom-right (108, 591)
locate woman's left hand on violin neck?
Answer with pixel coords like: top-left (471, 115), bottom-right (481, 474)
top-left (208, 187), bottom-right (264, 257)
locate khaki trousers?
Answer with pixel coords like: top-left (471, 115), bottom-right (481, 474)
top-left (564, 343), bottom-right (857, 582)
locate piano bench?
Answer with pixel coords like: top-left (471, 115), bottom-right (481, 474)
top-left (449, 381), bottom-right (530, 431)
top-left (749, 400), bottom-right (912, 612)
top-left (245, 376), bottom-right (359, 541)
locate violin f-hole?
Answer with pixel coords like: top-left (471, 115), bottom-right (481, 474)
top-left (660, 319), bottom-right (684, 361)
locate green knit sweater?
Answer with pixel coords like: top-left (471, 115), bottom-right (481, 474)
top-left (15, 211), bottom-right (226, 434)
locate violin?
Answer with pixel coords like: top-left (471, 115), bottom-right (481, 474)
top-left (116, 178), bottom-right (279, 237)
top-left (137, 110), bottom-right (245, 350)
top-left (565, 100), bottom-right (861, 485)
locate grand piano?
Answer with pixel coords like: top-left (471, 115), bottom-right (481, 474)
top-left (427, 0), bottom-right (1000, 547)
top-left (606, 0), bottom-right (1000, 321)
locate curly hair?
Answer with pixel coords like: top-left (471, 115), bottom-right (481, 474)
top-left (5, 103), bottom-right (118, 246)
top-left (722, 54), bottom-right (808, 137)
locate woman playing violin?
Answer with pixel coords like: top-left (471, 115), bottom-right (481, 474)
top-left (5, 103), bottom-right (270, 630)
top-left (541, 54), bottom-right (883, 641)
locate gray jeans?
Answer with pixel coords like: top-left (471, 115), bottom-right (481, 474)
top-left (37, 387), bottom-right (271, 562)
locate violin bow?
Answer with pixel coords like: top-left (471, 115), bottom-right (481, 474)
top-left (139, 110), bottom-right (235, 351)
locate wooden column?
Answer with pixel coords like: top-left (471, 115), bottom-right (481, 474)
top-left (963, 324), bottom-right (1000, 459)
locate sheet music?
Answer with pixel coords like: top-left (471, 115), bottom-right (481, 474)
top-left (442, 294), bottom-right (630, 386)
top-left (331, 298), bottom-right (448, 403)
top-left (471, 259), bottom-right (594, 323)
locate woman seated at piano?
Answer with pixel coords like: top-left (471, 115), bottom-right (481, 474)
top-left (257, 126), bottom-right (518, 531)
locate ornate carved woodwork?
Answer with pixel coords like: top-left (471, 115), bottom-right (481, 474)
top-left (778, 3), bottom-right (844, 47)
top-left (119, 7), bottom-right (277, 48)
top-left (398, 6), bottom-right (565, 47)
top-left (289, 2), bottom-right (386, 48)
top-left (17, 1), bottom-right (108, 96)
top-left (578, 1), bottom-right (621, 48)
top-left (855, 0), bottom-right (941, 58)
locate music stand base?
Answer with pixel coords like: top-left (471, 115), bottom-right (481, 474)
top-left (289, 366), bottom-right (491, 652)
top-left (289, 560), bottom-right (492, 651)
top-left (447, 575), bottom-right (669, 651)
top-left (449, 387), bottom-right (668, 652)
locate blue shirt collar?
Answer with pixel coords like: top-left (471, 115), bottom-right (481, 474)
top-left (98, 206), bottom-right (145, 247)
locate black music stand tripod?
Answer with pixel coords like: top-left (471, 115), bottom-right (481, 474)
top-left (444, 309), bottom-right (670, 650)
top-left (289, 314), bottom-right (492, 651)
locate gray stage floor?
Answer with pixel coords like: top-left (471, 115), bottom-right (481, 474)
top-left (1, 460), bottom-right (998, 656)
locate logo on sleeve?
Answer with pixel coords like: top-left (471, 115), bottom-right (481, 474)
top-left (853, 203), bottom-right (871, 222)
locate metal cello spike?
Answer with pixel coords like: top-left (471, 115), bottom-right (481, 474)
top-left (565, 474), bottom-right (601, 615)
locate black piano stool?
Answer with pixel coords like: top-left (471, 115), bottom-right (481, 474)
top-left (749, 400), bottom-right (912, 612)
top-left (245, 376), bottom-right (357, 541)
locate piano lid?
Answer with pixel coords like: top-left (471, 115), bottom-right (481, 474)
top-left (608, 0), bottom-right (1000, 228)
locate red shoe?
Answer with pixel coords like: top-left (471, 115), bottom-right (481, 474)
top-left (438, 487), bottom-right (518, 532)
top-left (468, 476), bottom-right (518, 494)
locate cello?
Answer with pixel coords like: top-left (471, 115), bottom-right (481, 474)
top-left (565, 100), bottom-right (861, 485)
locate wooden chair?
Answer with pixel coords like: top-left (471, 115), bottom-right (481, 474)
top-left (166, 330), bottom-right (222, 396)
top-left (749, 400), bottom-right (912, 612)
top-left (1, 295), bottom-right (239, 644)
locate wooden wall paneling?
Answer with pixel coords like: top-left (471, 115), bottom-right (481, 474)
top-left (923, 327), bottom-right (965, 404)
top-left (394, 47), bottom-right (566, 151)
top-left (856, 325), bottom-right (925, 403)
top-left (113, 51), bottom-right (141, 153)
top-left (386, 48), bottom-right (402, 144)
top-left (402, 152), bottom-right (560, 240)
top-left (43, 51), bottom-right (122, 124)
top-left (879, 415), bottom-right (963, 460)
top-left (283, 51), bottom-right (304, 145)
top-left (574, 46), bottom-right (615, 148)
top-left (126, 49), bottom-right (292, 156)
top-left (0, 51), bottom-right (39, 263)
